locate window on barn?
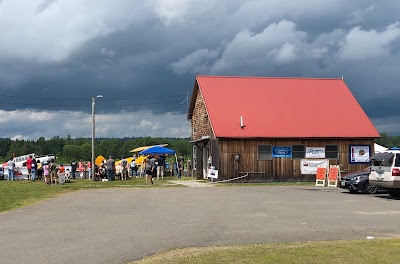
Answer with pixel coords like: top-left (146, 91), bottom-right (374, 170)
top-left (292, 145), bottom-right (305, 159)
top-left (325, 145), bottom-right (339, 159)
top-left (258, 145), bottom-right (272, 160)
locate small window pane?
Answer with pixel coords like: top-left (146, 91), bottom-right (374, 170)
top-left (326, 145), bottom-right (338, 159)
top-left (258, 145), bottom-right (272, 160)
top-left (292, 145), bottom-right (305, 159)
top-left (292, 145), bottom-right (305, 152)
top-left (326, 145), bottom-right (338, 152)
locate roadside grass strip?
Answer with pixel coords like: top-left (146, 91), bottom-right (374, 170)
top-left (132, 238), bottom-right (400, 264)
top-left (0, 177), bottom-right (184, 213)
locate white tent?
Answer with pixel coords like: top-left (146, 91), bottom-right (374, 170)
top-left (374, 143), bottom-right (388, 153)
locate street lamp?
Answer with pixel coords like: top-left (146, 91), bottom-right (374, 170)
top-left (92, 95), bottom-right (103, 181)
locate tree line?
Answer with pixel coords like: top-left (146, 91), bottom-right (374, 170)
top-left (0, 136), bottom-right (191, 164)
top-left (1, 133), bottom-right (398, 164)
top-left (375, 133), bottom-right (400, 149)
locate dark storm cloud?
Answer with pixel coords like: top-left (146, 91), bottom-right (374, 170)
top-left (1, 0), bottom-right (400, 139)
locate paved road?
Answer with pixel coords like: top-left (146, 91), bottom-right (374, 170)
top-left (1, 186), bottom-right (400, 264)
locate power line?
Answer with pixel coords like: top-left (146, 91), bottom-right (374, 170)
top-left (0, 93), bottom-right (190, 101)
top-left (0, 99), bottom-right (185, 108)
top-left (0, 108), bottom-right (187, 116)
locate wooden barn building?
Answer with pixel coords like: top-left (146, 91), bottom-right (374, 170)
top-left (188, 75), bottom-right (380, 182)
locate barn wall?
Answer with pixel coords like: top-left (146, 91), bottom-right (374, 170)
top-left (191, 88), bottom-right (213, 141)
top-left (217, 138), bottom-right (375, 182)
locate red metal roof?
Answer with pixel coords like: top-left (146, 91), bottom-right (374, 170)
top-left (195, 75), bottom-right (380, 138)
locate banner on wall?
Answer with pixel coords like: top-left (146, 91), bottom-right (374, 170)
top-left (301, 159), bottom-right (329, 174)
top-left (306, 147), bottom-right (325, 158)
top-left (350, 145), bottom-right (370, 163)
top-left (272, 147), bottom-right (292, 158)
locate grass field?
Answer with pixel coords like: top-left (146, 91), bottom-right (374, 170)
top-left (0, 178), bottom-right (315, 213)
top-left (0, 176), bottom-right (187, 213)
top-left (132, 239), bottom-right (400, 264)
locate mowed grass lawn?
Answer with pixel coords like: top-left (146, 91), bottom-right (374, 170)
top-left (0, 178), bottom-right (313, 213)
top-left (133, 239), bottom-right (400, 264)
top-left (0, 176), bottom-right (188, 213)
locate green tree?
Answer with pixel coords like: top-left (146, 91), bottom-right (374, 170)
top-left (63, 145), bottom-right (81, 160)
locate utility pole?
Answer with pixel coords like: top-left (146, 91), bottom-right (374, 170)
top-left (92, 95), bottom-right (103, 181)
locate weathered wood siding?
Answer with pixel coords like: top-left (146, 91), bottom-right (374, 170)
top-left (217, 138), bottom-right (375, 182)
top-left (191, 88), bottom-right (213, 141)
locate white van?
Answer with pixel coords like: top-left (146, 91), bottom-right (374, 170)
top-left (369, 148), bottom-right (400, 197)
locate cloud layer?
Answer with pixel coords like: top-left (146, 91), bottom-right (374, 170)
top-left (1, 0), bottom-right (400, 139)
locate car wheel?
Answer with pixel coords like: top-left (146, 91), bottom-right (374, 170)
top-left (349, 190), bottom-right (358, 194)
top-left (387, 189), bottom-right (400, 198)
top-left (364, 182), bottom-right (378, 194)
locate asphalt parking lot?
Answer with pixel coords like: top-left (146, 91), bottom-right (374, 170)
top-left (1, 186), bottom-right (400, 264)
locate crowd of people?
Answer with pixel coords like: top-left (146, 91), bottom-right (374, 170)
top-left (96, 154), bottom-right (167, 184)
top-left (4, 155), bottom-right (73, 184)
top-left (4, 154), bottom-right (190, 184)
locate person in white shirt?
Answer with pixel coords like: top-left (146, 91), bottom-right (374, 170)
top-left (8, 158), bottom-right (15, 181)
top-left (130, 158), bottom-right (138, 177)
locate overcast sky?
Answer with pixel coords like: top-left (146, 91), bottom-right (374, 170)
top-left (1, 0), bottom-right (400, 140)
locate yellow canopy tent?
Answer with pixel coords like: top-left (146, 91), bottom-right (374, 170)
top-left (115, 157), bottom-right (134, 165)
top-left (130, 144), bottom-right (168, 153)
top-left (135, 155), bottom-right (146, 164)
top-left (95, 155), bottom-right (106, 166)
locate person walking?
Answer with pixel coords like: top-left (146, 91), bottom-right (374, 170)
top-left (149, 156), bottom-right (157, 180)
top-left (106, 155), bottom-right (115, 181)
top-left (7, 158), bottom-right (15, 181)
top-left (157, 155), bottom-right (165, 180)
top-left (31, 159), bottom-right (37, 181)
top-left (144, 159), bottom-right (153, 185)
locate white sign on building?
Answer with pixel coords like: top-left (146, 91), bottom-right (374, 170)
top-left (306, 147), bottom-right (325, 158)
top-left (208, 168), bottom-right (218, 179)
top-left (301, 159), bottom-right (329, 174)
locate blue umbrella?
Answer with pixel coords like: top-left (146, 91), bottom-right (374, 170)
top-left (139, 146), bottom-right (176, 155)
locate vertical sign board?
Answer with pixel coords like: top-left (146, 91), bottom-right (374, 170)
top-left (328, 166), bottom-right (340, 187)
top-left (315, 167), bottom-right (326, 187)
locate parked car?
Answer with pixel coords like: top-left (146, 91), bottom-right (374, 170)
top-left (369, 148), bottom-right (400, 197)
top-left (340, 166), bottom-right (379, 194)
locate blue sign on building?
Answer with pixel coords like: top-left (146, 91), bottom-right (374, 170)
top-left (272, 146), bottom-right (292, 158)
